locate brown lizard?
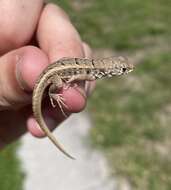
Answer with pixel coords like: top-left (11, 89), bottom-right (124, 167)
top-left (32, 56), bottom-right (134, 159)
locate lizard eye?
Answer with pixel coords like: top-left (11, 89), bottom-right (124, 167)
top-left (122, 68), bottom-right (127, 73)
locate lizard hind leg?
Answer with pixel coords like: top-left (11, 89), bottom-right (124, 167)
top-left (48, 76), bottom-right (69, 117)
top-left (46, 77), bottom-right (75, 159)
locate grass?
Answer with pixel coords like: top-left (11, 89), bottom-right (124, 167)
top-left (53, 0), bottom-right (171, 50)
top-left (89, 53), bottom-right (171, 189)
top-left (0, 143), bottom-right (24, 190)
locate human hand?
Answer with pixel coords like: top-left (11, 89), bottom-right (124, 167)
top-left (0, 1), bottom-right (94, 148)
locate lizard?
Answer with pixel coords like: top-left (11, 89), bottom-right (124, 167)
top-left (32, 56), bottom-right (134, 159)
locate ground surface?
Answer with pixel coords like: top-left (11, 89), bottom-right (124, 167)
top-left (18, 113), bottom-right (120, 190)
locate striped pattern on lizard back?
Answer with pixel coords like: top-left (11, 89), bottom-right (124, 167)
top-left (32, 56), bottom-right (134, 159)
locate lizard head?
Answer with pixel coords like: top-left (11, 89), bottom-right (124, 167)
top-left (101, 56), bottom-right (134, 77)
top-left (115, 56), bottom-right (134, 75)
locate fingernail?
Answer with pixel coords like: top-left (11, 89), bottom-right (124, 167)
top-left (85, 81), bottom-right (96, 97)
top-left (73, 81), bottom-right (87, 99)
top-left (15, 55), bottom-right (31, 92)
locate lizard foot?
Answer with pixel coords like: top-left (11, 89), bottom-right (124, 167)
top-left (49, 93), bottom-right (68, 117)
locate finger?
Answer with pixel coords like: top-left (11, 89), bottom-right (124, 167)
top-left (37, 3), bottom-right (86, 112)
top-left (0, 46), bottom-right (49, 110)
top-left (27, 105), bottom-right (65, 138)
top-left (82, 42), bottom-right (93, 58)
top-left (0, 0), bottom-right (44, 54)
top-left (37, 3), bottom-right (84, 61)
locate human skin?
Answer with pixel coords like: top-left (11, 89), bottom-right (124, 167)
top-left (0, 1), bottom-right (94, 148)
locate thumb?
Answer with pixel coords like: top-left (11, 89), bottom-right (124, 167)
top-left (0, 46), bottom-right (49, 110)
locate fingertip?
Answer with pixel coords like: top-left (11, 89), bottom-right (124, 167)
top-left (44, 3), bottom-right (70, 21)
top-left (27, 108), bottom-right (62, 138)
top-left (82, 42), bottom-right (93, 58)
top-left (27, 115), bottom-right (49, 137)
top-left (62, 86), bottom-right (87, 113)
top-left (37, 3), bottom-right (84, 62)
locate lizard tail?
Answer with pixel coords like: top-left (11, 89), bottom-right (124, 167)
top-left (33, 81), bottom-right (75, 160)
top-left (39, 119), bottom-right (75, 160)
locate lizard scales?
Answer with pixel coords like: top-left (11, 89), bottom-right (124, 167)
top-left (32, 56), bottom-right (134, 159)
